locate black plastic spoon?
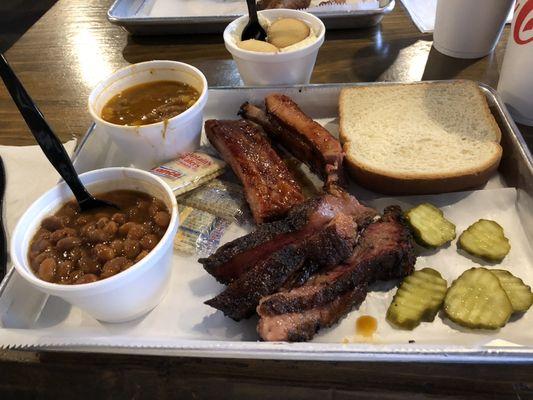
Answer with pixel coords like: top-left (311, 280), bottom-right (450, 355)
top-left (241, 0), bottom-right (267, 41)
top-left (0, 54), bottom-right (118, 212)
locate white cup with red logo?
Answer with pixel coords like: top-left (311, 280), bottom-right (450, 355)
top-left (433, 0), bottom-right (514, 59)
top-left (498, 0), bottom-right (533, 126)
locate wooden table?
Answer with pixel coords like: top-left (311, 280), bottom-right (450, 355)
top-left (1, 0), bottom-right (532, 398)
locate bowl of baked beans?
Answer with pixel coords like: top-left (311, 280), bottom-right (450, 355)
top-left (10, 167), bottom-right (178, 323)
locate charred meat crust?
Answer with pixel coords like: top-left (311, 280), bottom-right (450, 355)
top-left (258, 265), bottom-right (363, 316)
top-left (204, 119), bottom-right (304, 224)
top-left (257, 288), bottom-right (368, 342)
top-left (205, 246), bottom-right (307, 321)
top-left (199, 194), bottom-right (377, 284)
top-left (199, 196), bottom-right (327, 283)
top-left (256, 205), bottom-right (416, 341)
top-left (205, 213), bottom-right (359, 321)
top-left (336, 205), bottom-right (416, 285)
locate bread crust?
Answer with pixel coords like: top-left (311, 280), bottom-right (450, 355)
top-left (343, 149), bottom-right (501, 195)
top-left (339, 81), bottom-right (503, 195)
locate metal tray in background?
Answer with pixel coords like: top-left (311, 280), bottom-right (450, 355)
top-left (107, 0), bottom-right (395, 35)
top-left (1, 82), bottom-right (533, 362)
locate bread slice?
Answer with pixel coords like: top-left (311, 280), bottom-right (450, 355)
top-left (339, 81), bottom-right (502, 195)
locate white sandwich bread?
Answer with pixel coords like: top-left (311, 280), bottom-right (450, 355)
top-left (339, 80), bottom-right (503, 194)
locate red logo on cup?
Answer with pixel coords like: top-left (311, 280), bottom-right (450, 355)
top-left (513, 0), bottom-right (533, 45)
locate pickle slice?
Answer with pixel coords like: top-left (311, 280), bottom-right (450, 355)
top-left (491, 269), bottom-right (533, 313)
top-left (444, 268), bottom-right (513, 330)
top-left (458, 219), bottom-right (510, 262)
top-left (405, 203), bottom-right (456, 248)
top-left (386, 268), bottom-right (448, 330)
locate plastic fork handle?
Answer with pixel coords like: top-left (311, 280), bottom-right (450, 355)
top-left (0, 156), bottom-right (6, 281)
top-left (246, 0), bottom-right (260, 24)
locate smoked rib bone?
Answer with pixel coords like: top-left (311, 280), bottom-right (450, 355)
top-left (239, 94), bottom-right (346, 189)
top-left (257, 206), bottom-right (416, 342)
top-left (204, 119), bottom-right (304, 223)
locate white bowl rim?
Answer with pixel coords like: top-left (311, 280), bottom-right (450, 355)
top-left (223, 9), bottom-right (326, 59)
top-left (11, 167), bottom-right (178, 293)
top-left (87, 60), bottom-right (208, 131)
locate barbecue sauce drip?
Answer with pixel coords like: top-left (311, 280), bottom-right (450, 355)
top-left (101, 80), bottom-right (199, 126)
top-left (356, 315), bottom-right (377, 338)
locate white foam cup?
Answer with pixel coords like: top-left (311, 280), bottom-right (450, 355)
top-left (88, 61), bottom-right (208, 170)
top-left (224, 9), bottom-right (326, 86)
top-left (433, 0), bottom-right (514, 59)
top-left (497, 0), bottom-right (533, 126)
top-left (11, 167), bottom-right (179, 323)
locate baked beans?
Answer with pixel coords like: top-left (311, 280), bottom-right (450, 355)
top-left (27, 190), bottom-right (170, 284)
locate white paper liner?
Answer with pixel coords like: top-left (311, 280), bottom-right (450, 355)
top-left (1, 86), bottom-right (531, 357)
top-left (1, 186), bottom-right (532, 351)
top-left (143, 0), bottom-right (381, 18)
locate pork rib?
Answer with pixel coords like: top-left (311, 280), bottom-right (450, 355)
top-left (257, 206), bottom-right (416, 342)
top-left (239, 94), bottom-right (345, 189)
top-left (205, 212), bottom-right (359, 321)
top-left (199, 194), bottom-right (377, 284)
top-left (205, 119), bottom-right (304, 223)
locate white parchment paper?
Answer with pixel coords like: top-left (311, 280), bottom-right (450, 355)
top-left (2, 184), bottom-right (531, 347)
top-left (1, 86), bottom-right (531, 357)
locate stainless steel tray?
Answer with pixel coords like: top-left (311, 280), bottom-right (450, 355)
top-left (107, 0), bottom-right (395, 35)
top-left (1, 82), bottom-right (532, 362)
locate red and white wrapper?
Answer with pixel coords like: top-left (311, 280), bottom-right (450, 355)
top-left (498, 0), bottom-right (533, 126)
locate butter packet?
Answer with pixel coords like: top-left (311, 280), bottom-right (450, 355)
top-left (174, 205), bottom-right (229, 256)
top-left (151, 150), bottom-right (226, 196)
top-left (177, 179), bottom-right (250, 224)
top-left (197, 217), bottom-right (231, 258)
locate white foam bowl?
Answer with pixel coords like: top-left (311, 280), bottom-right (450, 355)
top-left (224, 9), bottom-right (326, 86)
top-left (88, 60), bottom-right (208, 170)
top-left (10, 167), bottom-right (179, 323)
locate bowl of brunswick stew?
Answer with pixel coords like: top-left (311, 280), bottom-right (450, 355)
top-left (10, 167), bottom-right (178, 323)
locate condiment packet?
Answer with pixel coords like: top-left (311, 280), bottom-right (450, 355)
top-left (177, 178), bottom-right (250, 224)
top-left (174, 205), bottom-right (229, 256)
top-left (197, 217), bottom-right (231, 258)
top-left (150, 150), bottom-right (226, 196)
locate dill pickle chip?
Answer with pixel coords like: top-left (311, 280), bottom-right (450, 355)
top-left (444, 268), bottom-right (513, 330)
top-left (458, 219), bottom-right (510, 262)
top-left (386, 268), bottom-right (448, 330)
top-left (405, 203), bottom-right (456, 248)
top-left (491, 269), bottom-right (533, 313)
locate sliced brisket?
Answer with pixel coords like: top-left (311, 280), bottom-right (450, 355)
top-left (257, 206), bottom-right (416, 341)
top-left (199, 193), bottom-right (377, 284)
top-left (205, 212), bottom-right (359, 321)
top-left (257, 287), bottom-right (368, 342)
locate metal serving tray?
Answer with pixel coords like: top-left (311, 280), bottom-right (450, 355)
top-left (107, 0), bottom-right (395, 35)
top-left (1, 82), bottom-right (532, 362)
